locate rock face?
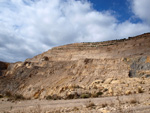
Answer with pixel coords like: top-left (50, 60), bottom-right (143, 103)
top-left (0, 33), bottom-right (150, 99)
top-left (0, 61), bottom-right (9, 76)
top-left (128, 56), bottom-right (150, 77)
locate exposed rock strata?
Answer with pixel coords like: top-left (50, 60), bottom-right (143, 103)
top-left (0, 33), bottom-right (150, 99)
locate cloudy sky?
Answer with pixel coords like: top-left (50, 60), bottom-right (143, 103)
top-left (0, 0), bottom-right (150, 62)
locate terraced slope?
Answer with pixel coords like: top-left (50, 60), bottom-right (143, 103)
top-left (0, 33), bottom-right (150, 99)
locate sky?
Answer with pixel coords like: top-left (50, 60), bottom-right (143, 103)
top-left (0, 0), bottom-right (150, 62)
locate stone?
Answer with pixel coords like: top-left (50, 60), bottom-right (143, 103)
top-left (111, 80), bottom-right (120, 84)
top-left (108, 88), bottom-right (113, 95)
top-left (99, 109), bottom-right (110, 113)
top-left (104, 78), bottom-right (113, 84)
top-left (125, 90), bottom-right (132, 95)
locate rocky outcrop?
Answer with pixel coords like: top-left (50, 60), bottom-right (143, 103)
top-left (0, 33), bottom-right (150, 99)
top-left (0, 61), bottom-right (9, 76)
top-left (127, 56), bottom-right (150, 77)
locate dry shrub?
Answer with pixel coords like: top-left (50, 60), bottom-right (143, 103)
top-left (0, 94), bottom-right (3, 98)
top-left (91, 93), bottom-right (98, 98)
top-left (46, 94), bottom-right (61, 100)
top-left (97, 91), bottom-right (103, 96)
top-left (130, 99), bottom-right (137, 104)
top-left (66, 93), bottom-right (79, 99)
top-left (46, 95), bottom-right (52, 100)
top-left (101, 103), bottom-right (108, 108)
top-left (5, 91), bottom-right (12, 97)
top-left (73, 107), bottom-right (79, 111)
top-left (91, 91), bottom-right (103, 98)
top-left (14, 94), bottom-right (25, 100)
top-left (86, 101), bottom-right (96, 108)
top-left (4, 91), bottom-right (25, 101)
top-left (138, 87), bottom-right (144, 93)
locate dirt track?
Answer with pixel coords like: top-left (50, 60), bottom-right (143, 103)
top-left (1, 93), bottom-right (150, 113)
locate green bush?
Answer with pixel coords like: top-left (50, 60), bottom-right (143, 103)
top-left (46, 95), bottom-right (52, 100)
top-left (14, 94), bottom-right (25, 100)
top-left (97, 91), bottom-right (103, 96)
top-left (91, 93), bottom-right (98, 98)
top-left (80, 93), bottom-right (91, 98)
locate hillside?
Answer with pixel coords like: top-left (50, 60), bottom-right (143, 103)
top-left (0, 33), bottom-right (150, 100)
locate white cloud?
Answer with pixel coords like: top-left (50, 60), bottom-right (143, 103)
top-left (0, 0), bottom-right (150, 62)
top-left (116, 21), bottom-right (150, 38)
top-left (131, 0), bottom-right (150, 24)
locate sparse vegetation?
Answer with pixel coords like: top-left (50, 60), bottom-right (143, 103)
top-left (91, 91), bottom-right (103, 98)
top-left (46, 94), bottom-right (61, 100)
top-left (14, 94), bottom-right (25, 100)
top-left (97, 91), bottom-right (103, 96)
top-left (130, 99), bottom-right (138, 104)
top-left (101, 103), bottom-right (108, 108)
top-left (66, 93), bottom-right (79, 99)
top-left (103, 88), bottom-right (108, 92)
top-left (46, 95), bottom-right (52, 100)
top-left (86, 100), bottom-right (96, 108)
top-left (4, 91), bottom-right (25, 101)
top-left (0, 94), bottom-right (3, 98)
top-left (80, 93), bottom-right (91, 98)
top-left (73, 107), bottom-right (79, 111)
top-left (91, 93), bottom-right (98, 98)
top-left (5, 91), bottom-right (12, 97)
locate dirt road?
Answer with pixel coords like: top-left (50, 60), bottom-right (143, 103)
top-left (0, 94), bottom-right (150, 113)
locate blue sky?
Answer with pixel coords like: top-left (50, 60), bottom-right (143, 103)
top-left (0, 0), bottom-right (150, 62)
top-left (90, 0), bottom-right (130, 21)
top-left (89, 0), bottom-right (141, 23)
